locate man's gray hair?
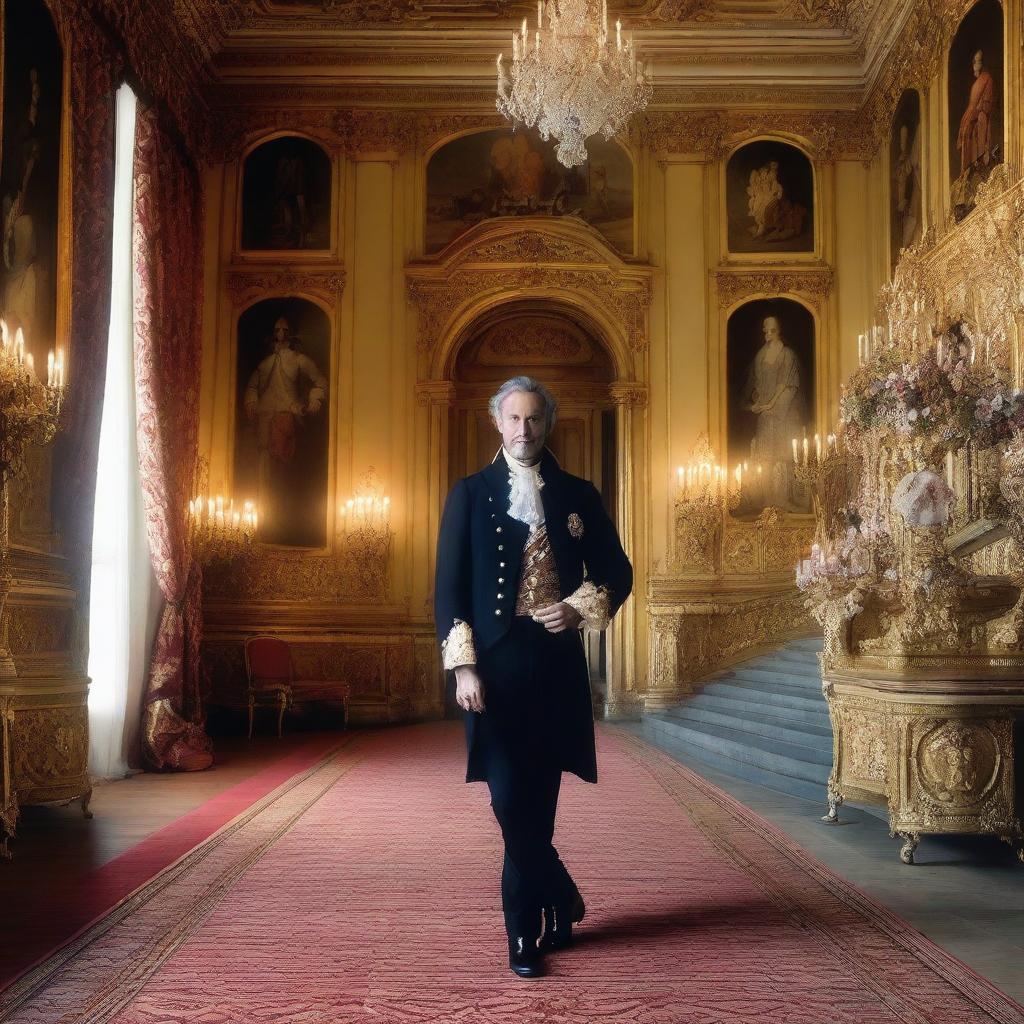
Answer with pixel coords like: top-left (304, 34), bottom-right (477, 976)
top-left (489, 376), bottom-right (558, 434)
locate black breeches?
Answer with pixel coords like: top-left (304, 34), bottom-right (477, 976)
top-left (486, 755), bottom-right (579, 941)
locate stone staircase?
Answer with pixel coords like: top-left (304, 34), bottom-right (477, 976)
top-left (640, 637), bottom-right (833, 803)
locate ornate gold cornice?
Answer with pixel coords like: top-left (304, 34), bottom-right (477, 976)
top-left (714, 265), bottom-right (835, 307)
top-left (207, 107), bottom-right (504, 163)
top-left (225, 269), bottom-right (347, 307)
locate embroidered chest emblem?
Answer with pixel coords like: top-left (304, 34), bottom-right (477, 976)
top-left (567, 513), bottom-right (584, 539)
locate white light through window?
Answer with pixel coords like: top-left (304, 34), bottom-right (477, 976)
top-left (87, 83), bottom-right (146, 781)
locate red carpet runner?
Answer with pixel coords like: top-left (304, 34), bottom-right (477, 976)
top-left (3, 722), bottom-right (1022, 1023)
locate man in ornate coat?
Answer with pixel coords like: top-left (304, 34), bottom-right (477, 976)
top-left (434, 376), bottom-right (632, 978)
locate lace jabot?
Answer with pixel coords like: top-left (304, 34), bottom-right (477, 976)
top-left (501, 447), bottom-right (545, 531)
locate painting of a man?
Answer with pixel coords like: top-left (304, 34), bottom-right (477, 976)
top-left (235, 301), bottom-right (331, 547)
top-left (957, 50), bottom-right (995, 175)
top-left (947, 0), bottom-right (1003, 221)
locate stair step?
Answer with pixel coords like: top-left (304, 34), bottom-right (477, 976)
top-left (638, 721), bottom-right (828, 803)
top-left (712, 665), bottom-right (823, 688)
top-left (691, 691), bottom-right (831, 729)
top-left (661, 705), bottom-right (832, 748)
top-left (642, 715), bottom-right (831, 791)
top-left (647, 715), bottom-right (832, 767)
top-left (704, 679), bottom-right (826, 711)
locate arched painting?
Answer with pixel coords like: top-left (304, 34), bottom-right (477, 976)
top-left (725, 141), bottom-right (815, 255)
top-left (727, 298), bottom-right (815, 516)
top-left (890, 89), bottom-right (923, 271)
top-left (426, 128), bottom-right (633, 255)
top-left (948, 0), bottom-right (1003, 221)
top-left (241, 136), bottom-right (332, 250)
top-left (234, 298), bottom-right (331, 547)
top-left (0, 0), bottom-right (63, 365)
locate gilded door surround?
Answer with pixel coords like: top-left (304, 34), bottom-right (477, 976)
top-left (407, 218), bottom-right (651, 717)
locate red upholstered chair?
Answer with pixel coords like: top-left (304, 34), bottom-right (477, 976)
top-left (244, 635), bottom-right (293, 739)
top-left (243, 635), bottom-right (351, 739)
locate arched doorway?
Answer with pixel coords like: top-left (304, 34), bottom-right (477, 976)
top-left (448, 300), bottom-right (618, 707)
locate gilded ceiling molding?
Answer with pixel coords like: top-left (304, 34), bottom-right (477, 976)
top-left (714, 266), bottom-right (835, 308)
top-left (638, 110), bottom-right (875, 160)
top-left (333, 109), bottom-right (419, 155)
top-left (225, 269), bottom-right (347, 307)
top-left (209, 109), bottom-right (343, 164)
top-left (415, 380), bottom-right (458, 407)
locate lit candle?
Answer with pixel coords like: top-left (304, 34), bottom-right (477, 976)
top-left (802, 436), bottom-right (808, 466)
top-left (535, 30), bottom-right (539, 54)
top-left (616, 17), bottom-right (622, 49)
top-left (24, 352), bottom-right (34, 377)
top-left (0, 319), bottom-right (8, 350)
top-left (47, 351), bottom-right (54, 386)
top-left (937, 335), bottom-right (943, 366)
top-left (858, 333), bottom-right (864, 366)
top-left (792, 438), bottom-right (798, 464)
top-left (538, 0), bottom-right (543, 25)
top-left (15, 327), bottom-right (24, 365)
top-left (512, 32), bottom-right (519, 62)
top-left (814, 433), bottom-right (821, 462)
top-left (55, 351), bottom-right (65, 387)
top-left (496, 52), bottom-right (503, 72)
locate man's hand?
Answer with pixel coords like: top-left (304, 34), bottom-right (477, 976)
top-left (533, 601), bottom-right (582, 634)
top-left (454, 665), bottom-right (485, 713)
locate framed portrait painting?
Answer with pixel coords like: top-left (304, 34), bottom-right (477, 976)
top-left (725, 140), bottom-right (815, 256)
top-left (947, 0), bottom-right (1003, 221)
top-left (425, 127), bottom-right (633, 255)
top-left (241, 136), bottom-right (333, 252)
top-left (890, 89), bottom-right (923, 271)
top-left (234, 298), bottom-right (331, 548)
top-left (726, 298), bottom-right (815, 516)
top-left (0, 0), bottom-right (64, 366)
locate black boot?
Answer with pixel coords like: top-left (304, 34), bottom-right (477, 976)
top-left (540, 893), bottom-right (586, 951)
top-left (508, 935), bottom-right (545, 978)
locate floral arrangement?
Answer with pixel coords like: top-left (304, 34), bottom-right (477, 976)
top-left (838, 343), bottom-right (1020, 450)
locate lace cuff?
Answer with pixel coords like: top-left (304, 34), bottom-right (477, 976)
top-left (441, 618), bottom-right (477, 670)
top-left (564, 581), bottom-right (611, 631)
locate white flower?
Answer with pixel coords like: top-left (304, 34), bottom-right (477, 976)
top-left (922, 407), bottom-right (931, 418)
top-left (907, 409), bottom-right (919, 422)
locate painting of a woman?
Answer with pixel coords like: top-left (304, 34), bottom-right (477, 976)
top-left (728, 300), bottom-right (815, 515)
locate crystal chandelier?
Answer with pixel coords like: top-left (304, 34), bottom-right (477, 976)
top-left (496, 0), bottom-right (651, 169)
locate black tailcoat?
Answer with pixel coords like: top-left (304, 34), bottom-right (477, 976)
top-left (434, 449), bottom-right (633, 783)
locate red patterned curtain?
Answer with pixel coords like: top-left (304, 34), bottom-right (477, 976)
top-left (133, 104), bottom-right (212, 772)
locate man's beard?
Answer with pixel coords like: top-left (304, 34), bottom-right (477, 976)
top-left (508, 437), bottom-right (542, 460)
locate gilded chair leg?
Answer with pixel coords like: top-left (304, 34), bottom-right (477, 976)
top-left (80, 789), bottom-right (93, 820)
top-left (897, 831), bottom-right (920, 865)
top-left (248, 697), bottom-right (255, 740)
top-left (277, 693), bottom-right (286, 738)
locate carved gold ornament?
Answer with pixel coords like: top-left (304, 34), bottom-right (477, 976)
top-left (567, 513), bottom-right (584, 539)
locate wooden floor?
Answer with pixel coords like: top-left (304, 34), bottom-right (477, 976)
top-left (0, 732), bottom-right (330, 979)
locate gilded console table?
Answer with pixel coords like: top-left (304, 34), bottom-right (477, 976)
top-left (0, 552), bottom-right (92, 860)
top-left (823, 670), bottom-right (1024, 864)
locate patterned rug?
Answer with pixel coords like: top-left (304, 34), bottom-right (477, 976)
top-left (2, 722), bottom-right (1022, 1024)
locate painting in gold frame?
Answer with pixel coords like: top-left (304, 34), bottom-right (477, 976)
top-left (0, 0), bottom-right (64, 370)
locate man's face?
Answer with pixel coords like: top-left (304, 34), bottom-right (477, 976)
top-left (494, 390), bottom-right (548, 463)
top-left (762, 317), bottom-right (781, 345)
top-left (273, 318), bottom-right (290, 345)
